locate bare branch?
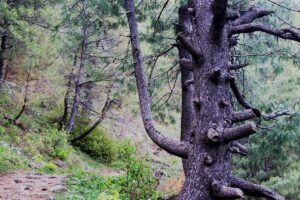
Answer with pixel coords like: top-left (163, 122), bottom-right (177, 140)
top-left (177, 32), bottom-right (204, 63)
top-left (263, 110), bottom-right (294, 121)
top-left (227, 10), bottom-right (240, 21)
top-left (229, 142), bottom-right (248, 156)
top-left (232, 109), bottom-right (256, 123)
top-left (211, 180), bottom-right (244, 199)
top-left (154, 0), bottom-right (170, 28)
top-left (71, 97), bottom-right (114, 143)
top-left (230, 177), bottom-right (285, 200)
top-left (229, 78), bottom-right (261, 117)
top-left (223, 122), bottom-right (257, 142)
top-left (125, 0), bottom-right (190, 158)
top-left (231, 24), bottom-right (300, 42)
top-left (266, 0), bottom-right (300, 13)
top-left (229, 63), bottom-right (249, 70)
top-left (231, 6), bottom-right (273, 26)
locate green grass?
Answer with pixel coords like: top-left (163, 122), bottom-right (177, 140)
top-left (0, 143), bottom-right (29, 173)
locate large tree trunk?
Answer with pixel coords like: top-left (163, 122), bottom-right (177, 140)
top-left (0, 33), bottom-right (9, 82)
top-left (177, 1), bottom-right (234, 199)
top-left (125, 0), bottom-right (286, 199)
top-left (177, 6), bottom-right (194, 175)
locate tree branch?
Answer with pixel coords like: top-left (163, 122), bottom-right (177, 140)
top-left (125, 0), bottom-right (190, 158)
top-left (211, 180), bottom-right (244, 199)
top-left (231, 6), bottom-right (273, 26)
top-left (231, 23), bottom-right (300, 42)
top-left (229, 141), bottom-right (248, 156)
top-left (229, 177), bottom-right (285, 200)
top-left (223, 122), bottom-right (257, 142)
top-left (227, 10), bottom-right (240, 21)
top-left (177, 32), bottom-right (204, 63)
top-left (263, 110), bottom-right (294, 121)
top-left (71, 97), bottom-right (114, 143)
top-left (154, 0), bottom-right (170, 28)
top-left (229, 78), bottom-right (261, 117)
top-left (229, 63), bottom-right (249, 70)
top-left (232, 109), bottom-right (256, 123)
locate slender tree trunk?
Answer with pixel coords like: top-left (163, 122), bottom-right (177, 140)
top-left (177, 6), bottom-right (194, 175)
top-left (59, 71), bottom-right (74, 130)
top-left (0, 33), bottom-right (9, 83)
top-left (14, 70), bottom-right (31, 121)
top-left (60, 49), bottom-right (78, 130)
top-left (66, 38), bottom-right (86, 133)
top-left (81, 81), bottom-right (94, 116)
top-left (71, 96), bottom-right (113, 143)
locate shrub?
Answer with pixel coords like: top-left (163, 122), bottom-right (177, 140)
top-left (23, 127), bottom-right (70, 160)
top-left (73, 127), bottom-right (117, 164)
top-left (41, 162), bottom-right (57, 173)
top-left (110, 141), bottom-right (159, 199)
top-left (0, 144), bottom-right (28, 173)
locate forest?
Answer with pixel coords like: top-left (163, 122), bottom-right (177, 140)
top-left (0, 0), bottom-right (299, 199)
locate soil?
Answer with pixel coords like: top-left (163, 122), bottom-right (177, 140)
top-left (0, 172), bottom-right (66, 200)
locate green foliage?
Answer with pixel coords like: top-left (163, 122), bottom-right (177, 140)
top-left (263, 164), bottom-right (300, 200)
top-left (61, 168), bottom-right (108, 200)
top-left (40, 162), bottom-right (58, 174)
top-left (24, 127), bottom-right (70, 160)
top-left (73, 126), bottom-right (117, 164)
top-left (0, 143), bottom-right (28, 173)
top-left (63, 140), bottom-right (158, 200)
top-left (113, 158), bottom-right (159, 200)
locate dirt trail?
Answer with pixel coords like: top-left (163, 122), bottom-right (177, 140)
top-left (0, 172), bottom-right (66, 200)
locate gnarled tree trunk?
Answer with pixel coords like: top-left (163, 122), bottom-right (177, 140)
top-left (125, 0), bottom-right (289, 199)
top-left (177, 1), bottom-right (234, 199)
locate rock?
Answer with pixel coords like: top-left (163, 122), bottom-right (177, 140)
top-left (14, 179), bottom-right (22, 183)
top-left (50, 185), bottom-right (67, 193)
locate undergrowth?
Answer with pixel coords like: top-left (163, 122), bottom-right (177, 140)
top-left (0, 92), bottom-right (160, 199)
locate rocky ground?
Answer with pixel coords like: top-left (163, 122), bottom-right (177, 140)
top-left (0, 172), bottom-right (66, 200)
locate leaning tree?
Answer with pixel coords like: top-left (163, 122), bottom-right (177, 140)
top-left (125, 0), bottom-right (300, 199)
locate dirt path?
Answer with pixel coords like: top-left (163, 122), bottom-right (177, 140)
top-left (0, 172), bottom-right (66, 200)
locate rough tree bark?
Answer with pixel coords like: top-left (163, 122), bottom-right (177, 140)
top-left (125, 0), bottom-right (294, 199)
top-left (0, 33), bottom-right (9, 83)
top-left (177, 5), bottom-right (194, 175)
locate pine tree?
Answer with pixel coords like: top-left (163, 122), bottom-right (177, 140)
top-left (125, 0), bottom-right (300, 199)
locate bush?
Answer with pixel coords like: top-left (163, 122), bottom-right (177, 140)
top-left (0, 144), bottom-right (28, 173)
top-left (121, 158), bottom-right (158, 200)
top-left (41, 162), bottom-right (57, 173)
top-left (110, 141), bottom-right (159, 199)
top-left (112, 140), bottom-right (137, 169)
top-left (24, 127), bottom-right (70, 160)
top-left (73, 127), bottom-right (117, 164)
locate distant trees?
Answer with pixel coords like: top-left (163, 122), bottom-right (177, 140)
top-left (125, 0), bottom-right (300, 199)
top-left (0, 0), bottom-right (58, 84)
top-left (59, 0), bottom-right (124, 134)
